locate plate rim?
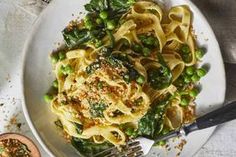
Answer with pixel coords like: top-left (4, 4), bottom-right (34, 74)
top-left (20, 0), bottom-right (226, 156)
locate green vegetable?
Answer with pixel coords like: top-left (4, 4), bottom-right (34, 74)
top-left (109, 0), bottom-right (136, 11)
top-left (62, 28), bottom-right (92, 48)
top-left (84, 20), bottom-right (94, 30)
top-left (58, 51), bottom-right (66, 60)
top-left (146, 36), bottom-right (156, 45)
top-left (95, 39), bottom-right (103, 48)
top-left (84, 14), bottom-right (91, 22)
top-left (189, 88), bottom-right (199, 97)
top-left (123, 74), bottom-right (130, 82)
top-left (136, 75), bottom-right (145, 85)
top-left (183, 75), bottom-right (191, 83)
top-left (143, 47), bottom-right (151, 56)
top-left (136, 96), bottom-right (170, 138)
top-left (181, 44), bottom-right (190, 54)
top-left (138, 34), bottom-right (159, 49)
top-left (52, 80), bottom-right (58, 88)
top-left (156, 140), bottom-right (166, 146)
top-left (180, 97), bottom-right (190, 107)
top-left (119, 38), bottom-right (130, 50)
top-left (75, 123), bottom-right (83, 134)
top-left (0, 146), bottom-right (5, 154)
top-left (186, 66), bottom-right (195, 76)
top-left (195, 48), bottom-right (205, 59)
top-left (148, 53), bottom-right (172, 90)
top-left (50, 54), bottom-right (59, 64)
top-left (89, 102), bottom-right (107, 117)
top-left (191, 74), bottom-right (200, 82)
top-left (43, 94), bottom-right (53, 103)
top-left (97, 81), bottom-right (103, 89)
top-left (84, 0), bottom-right (109, 12)
top-left (138, 34), bottom-right (146, 41)
top-left (71, 137), bottom-right (112, 157)
top-left (99, 11), bottom-right (108, 19)
top-left (132, 43), bottom-right (142, 53)
top-left (196, 68), bottom-right (207, 77)
top-left (106, 20), bottom-right (116, 30)
top-left (125, 127), bottom-right (135, 136)
top-left (64, 65), bottom-right (74, 74)
top-left (161, 128), bottom-right (170, 135)
top-left (96, 18), bottom-right (103, 25)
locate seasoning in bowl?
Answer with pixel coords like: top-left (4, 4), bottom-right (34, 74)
top-left (0, 133), bottom-right (40, 157)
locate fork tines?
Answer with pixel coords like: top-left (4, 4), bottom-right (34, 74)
top-left (94, 140), bottom-right (144, 157)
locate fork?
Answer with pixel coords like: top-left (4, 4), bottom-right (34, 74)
top-left (94, 101), bottom-right (236, 157)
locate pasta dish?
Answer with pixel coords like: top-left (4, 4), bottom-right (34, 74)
top-left (44, 0), bottom-right (207, 156)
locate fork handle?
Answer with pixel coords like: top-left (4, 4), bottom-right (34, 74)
top-left (183, 101), bottom-right (236, 134)
top-left (195, 101), bottom-right (236, 129)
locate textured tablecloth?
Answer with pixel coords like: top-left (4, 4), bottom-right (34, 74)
top-left (0, 0), bottom-right (236, 156)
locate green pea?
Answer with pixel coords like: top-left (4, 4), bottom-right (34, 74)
top-left (184, 75), bottom-right (191, 83)
top-left (64, 65), bottom-right (74, 74)
top-left (136, 75), bottom-right (145, 85)
top-left (143, 47), bottom-right (151, 56)
top-left (96, 18), bottom-right (103, 25)
top-left (195, 48), bottom-right (205, 59)
top-left (145, 36), bottom-right (155, 46)
top-left (186, 66), bottom-right (195, 75)
top-left (196, 68), bottom-right (207, 77)
top-left (189, 88), bottom-right (199, 97)
top-left (106, 20), bottom-right (116, 30)
top-left (180, 97), bottom-right (190, 107)
top-left (156, 140), bottom-right (166, 146)
top-left (53, 80), bottom-right (58, 88)
top-left (59, 66), bottom-right (65, 75)
top-left (50, 54), bottom-right (59, 64)
top-left (58, 52), bottom-right (66, 60)
top-left (133, 43), bottom-right (142, 53)
top-left (84, 20), bottom-right (93, 30)
top-left (125, 127), bottom-right (134, 136)
top-left (99, 11), bottom-right (108, 20)
top-left (191, 74), bottom-right (200, 82)
top-left (44, 94), bottom-right (53, 103)
top-left (181, 44), bottom-right (190, 54)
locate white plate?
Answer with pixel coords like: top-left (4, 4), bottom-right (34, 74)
top-left (21, 0), bottom-right (226, 156)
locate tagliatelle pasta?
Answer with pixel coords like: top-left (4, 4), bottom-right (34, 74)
top-left (45, 0), bottom-right (202, 152)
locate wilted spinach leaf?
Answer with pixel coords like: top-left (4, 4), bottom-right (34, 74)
top-left (136, 95), bottom-right (170, 138)
top-left (71, 137), bottom-right (112, 157)
top-left (148, 53), bottom-right (172, 90)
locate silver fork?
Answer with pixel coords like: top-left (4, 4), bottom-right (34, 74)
top-left (94, 101), bottom-right (236, 157)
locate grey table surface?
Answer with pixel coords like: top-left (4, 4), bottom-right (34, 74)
top-left (0, 0), bottom-right (236, 157)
